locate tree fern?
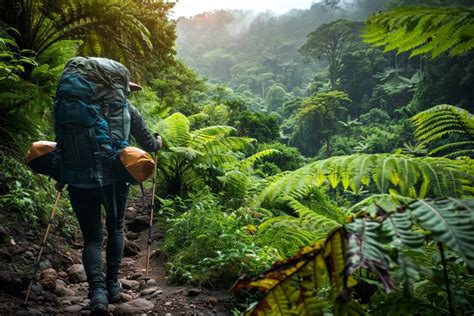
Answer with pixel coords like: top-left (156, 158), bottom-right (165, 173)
top-left (154, 112), bottom-right (277, 197)
top-left (411, 104), bottom-right (474, 158)
top-left (364, 6), bottom-right (474, 58)
top-left (1, 0), bottom-right (176, 78)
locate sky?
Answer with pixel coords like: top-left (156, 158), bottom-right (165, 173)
top-left (171, 0), bottom-right (317, 18)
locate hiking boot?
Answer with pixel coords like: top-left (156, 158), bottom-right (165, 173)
top-left (106, 279), bottom-right (123, 303)
top-left (90, 287), bottom-right (108, 315)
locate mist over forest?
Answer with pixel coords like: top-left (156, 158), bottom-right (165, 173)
top-left (177, 1), bottom-right (389, 88)
top-left (176, 0), bottom-right (474, 156)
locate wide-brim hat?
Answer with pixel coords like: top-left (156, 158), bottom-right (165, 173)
top-left (129, 82), bottom-right (142, 91)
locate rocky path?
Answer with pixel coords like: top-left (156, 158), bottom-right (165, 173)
top-left (0, 193), bottom-right (235, 315)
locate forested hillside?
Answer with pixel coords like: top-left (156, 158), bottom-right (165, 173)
top-left (0, 0), bottom-right (473, 315)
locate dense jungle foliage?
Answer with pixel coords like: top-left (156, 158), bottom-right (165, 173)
top-left (1, 0), bottom-right (473, 314)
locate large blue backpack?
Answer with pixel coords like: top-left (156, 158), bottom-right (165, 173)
top-left (54, 57), bottom-right (132, 186)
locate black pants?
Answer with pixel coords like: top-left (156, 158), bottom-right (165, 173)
top-left (68, 182), bottom-right (129, 291)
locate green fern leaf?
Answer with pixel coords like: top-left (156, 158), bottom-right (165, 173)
top-left (411, 105), bottom-right (473, 158)
top-left (160, 112), bottom-right (191, 147)
top-left (364, 6), bottom-right (474, 58)
top-left (258, 154), bottom-right (469, 203)
top-left (346, 217), bottom-right (396, 291)
top-left (409, 198), bottom-right (474, 268)
top-left (373, 156), bottom-right (397, 193)
top-left (191, 125), bottom-right (235, 147)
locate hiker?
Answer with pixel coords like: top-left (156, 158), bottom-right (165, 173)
top-left (55, 57), bottom-right (161, 314)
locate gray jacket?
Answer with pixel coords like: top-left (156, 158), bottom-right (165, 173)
top-left (129, 104), bottom-right (160, 152)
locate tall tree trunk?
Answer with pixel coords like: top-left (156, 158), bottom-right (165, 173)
top-left (326, 136), bottom-right (331, 157)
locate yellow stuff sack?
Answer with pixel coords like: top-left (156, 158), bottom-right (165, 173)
top-left (114, 147), bottom-right (156, 184)
top-left (26, 141), bottom-right (61, 181)
top-left (27, 142), bottom-right (155, 184)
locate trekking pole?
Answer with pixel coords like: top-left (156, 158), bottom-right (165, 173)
top-left (144, 152), bottom-right (158, 286)
top-left (23, 184), bottom-right (65, 305)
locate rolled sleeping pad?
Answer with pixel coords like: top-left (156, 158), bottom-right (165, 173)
top-left (114, 147), bottom-right (156, 184)
top-left (26, 141), bottom-right (61, 181)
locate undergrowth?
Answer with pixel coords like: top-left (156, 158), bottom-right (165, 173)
top-left (162, 189), bottom-right (279, 288)
top-left (0, 150), bottom-right (76, 239)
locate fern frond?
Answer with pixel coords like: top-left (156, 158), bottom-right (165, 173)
top-left (201, 136), bottom-right (254, 154)
top-left (373, 156), bottom-right (397, 193)
top-left (430, 141), bottom-right (474, 157)
top-left (191, 125), bottom-right (236, 146)
top-left (258, 154), bottom-right (469, 203)
top-left (286, 197), bottom-right (341, 228)
top-left (364, 6), bottom-right (474, 58)
top-left (257, 215), bottom-right (317, 253)
top-left (168, 146), bottom-right (202, 160)
top-left (444, 149), bottom-right (474, 158)
top-left (240, 149), bottom-right (280, 170)
top-left (411, 104), bottom-right (474, 158)
top-left (218, 170), bottom-right (250, 200)
top-left (409, 198), bottom-right (474, 267)
top-left (233, 229), bottom-right (357, 315)
top-left (349, 194), bottom-right (413, 214)
top-left (158, 112), bottom-right (191, 147)
top-left (395, 157), bottom-right (419, 197)
top-left (350, 154), bottom-right (376, 192)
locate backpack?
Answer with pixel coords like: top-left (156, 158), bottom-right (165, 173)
top-left (53, 57), bottom-right (132, 186)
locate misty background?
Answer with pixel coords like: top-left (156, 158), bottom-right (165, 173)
top-left (175, 0), bottom-right (391, 111)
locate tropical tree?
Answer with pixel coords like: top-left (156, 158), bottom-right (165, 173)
top-left (149, 59), bottom-right (206, 115)
top-left (265, 84), bottom-right (289, 112)
top-left (0, 0), bottom-right (175, 78)
top-left (296, 91), bottom-right (351, 157)
top-left (300, 19), bottom-right (363, 89)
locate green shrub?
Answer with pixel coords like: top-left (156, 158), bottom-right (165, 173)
top-left (163, 190), bottom-right (278, 287)
top-left (0, 151), bottom-right (76, 238)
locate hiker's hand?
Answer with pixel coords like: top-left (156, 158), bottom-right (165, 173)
top-left (55, 182), bottom-right (65, 191)
top-left (154, 133), bottom-right (162, 149)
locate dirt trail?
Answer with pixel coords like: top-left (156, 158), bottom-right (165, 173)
top-left (0, 192), bottom-right (235, 315)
